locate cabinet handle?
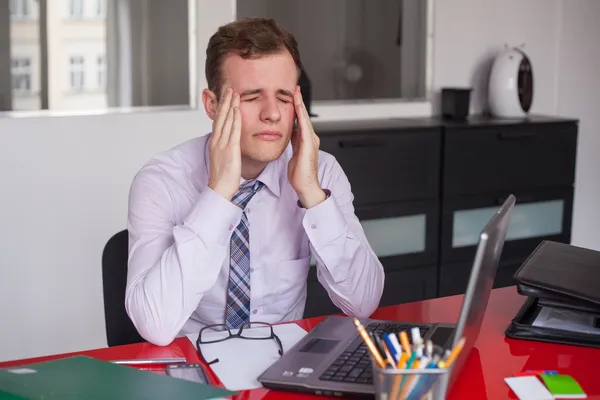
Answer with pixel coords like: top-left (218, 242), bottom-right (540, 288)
top-left (338, 139), bottom-right (385, 148)
top-left (497, 131), bottom-right (536, 140)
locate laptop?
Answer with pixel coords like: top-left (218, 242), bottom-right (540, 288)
top-left (257, 194), bottom-right (516, 398)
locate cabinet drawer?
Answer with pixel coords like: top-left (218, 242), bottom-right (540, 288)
top-left (319, 128), bottom-right (441, 205)
top-left (438, 257), bottom-right (523, 297)
top-left (443, 122), bottom-right (577, 197)
top-left (440, 188), bottom-right (573, 264)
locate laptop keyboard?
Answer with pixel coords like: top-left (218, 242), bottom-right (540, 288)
top-left (318, 322), bottom-right (429, 384)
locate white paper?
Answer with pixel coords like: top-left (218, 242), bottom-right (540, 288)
top-left (505, 376), bottom-right (553, 400)
top-left (532, 307), bottom-right (600, 334)
top-left (186, 322), bottom-right (308, 391)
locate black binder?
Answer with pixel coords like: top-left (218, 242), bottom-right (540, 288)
top-left (505, 240), bottom-right (600, 348)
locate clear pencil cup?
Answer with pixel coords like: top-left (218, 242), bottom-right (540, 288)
top-left (371, 362), bottom-right (449, 400)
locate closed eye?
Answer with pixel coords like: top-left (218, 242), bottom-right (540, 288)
top-left (278, 98), bottom-right (291, 103)
top-left (244, 97), bottom-right (259, 102)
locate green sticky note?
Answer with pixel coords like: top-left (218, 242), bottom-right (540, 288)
top-left (0, 356), bottom-right (236, 400)
top-left (539, 374), bottom-right (586, 398)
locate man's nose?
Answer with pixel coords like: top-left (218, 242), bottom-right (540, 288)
top-left (260, 98), bottom-right (281, 123)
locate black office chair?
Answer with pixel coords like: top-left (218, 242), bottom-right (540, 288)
top-left (101, 229), bottom-right (145, 347)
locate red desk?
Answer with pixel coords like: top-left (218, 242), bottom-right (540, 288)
top-left (1, 286), bottom-right (598, 399)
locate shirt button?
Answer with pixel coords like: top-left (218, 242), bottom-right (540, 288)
top-left (228, 224), bottom-right (233, 230)
top-left (311, 224), bottom-right (317, 229)
top-left (252, 309), bottom-right (258, 314)
top-left (250, 268), bottom-right (255, 273)
top-left (246, 208), bottom-right (251, 214)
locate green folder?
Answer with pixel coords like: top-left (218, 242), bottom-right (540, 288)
top-left (539, 374), bottom-right (587, 399)
top-left (0, 356), bottom-right (236, 399)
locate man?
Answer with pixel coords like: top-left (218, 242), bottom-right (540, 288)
top-left (125, 18), bottom-right (384, 346)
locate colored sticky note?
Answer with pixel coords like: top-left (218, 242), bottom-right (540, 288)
top-left (539, 374), bottom-right (587, 398)
top-left (505, 376), bottom-right (553, 400)
top-left (514, 370), bottom-right (558, 377)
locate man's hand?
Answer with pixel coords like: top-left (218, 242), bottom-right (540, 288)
top-left (208, 88), bottom-right (242, 201)
top-left (288, 86), bottom-right (327, 209)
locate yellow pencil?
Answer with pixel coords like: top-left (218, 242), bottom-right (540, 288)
top-left (399, 331), bottom-right (412, 356)
top-left (396, 352), bottom-right (409, 369)
top-left (352, 318), bottom-right (386, 369)
top-left (438, 337), bottom-right (466, 369)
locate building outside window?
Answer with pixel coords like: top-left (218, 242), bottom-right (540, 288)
top-left (11, 58), bottom-right (32, 93)
top-left (69, 56), bottom-right (85, 92)
top-left (9, 0), bottom-right (29, 18)
top-left (69, 0), bottom-right (84, 19)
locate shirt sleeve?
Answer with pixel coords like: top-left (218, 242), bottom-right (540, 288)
top-left (302, 157), bottom-right (385, 318)
top-left (125, 170), bottom-right (241, 346)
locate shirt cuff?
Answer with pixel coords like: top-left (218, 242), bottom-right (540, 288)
top-left (183, 188), bottom-right (242, 246)
top-left (302, 190), bottom-right (347, 250)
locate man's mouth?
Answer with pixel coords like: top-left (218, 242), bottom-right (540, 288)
top-left (254, 130), bottom-right (283, 141)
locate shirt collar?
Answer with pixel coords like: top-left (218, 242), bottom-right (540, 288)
top-left (203, 134), bottom-right (282, 198)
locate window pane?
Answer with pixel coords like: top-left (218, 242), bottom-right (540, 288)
top-left (9, 0), bottom-right (40, 111)
top-left (237, 0), bottom-right (428, 102)
top-left (4, 0), bottom-right (191, 112)
top-left (452, 200), bottom-right (565, 248)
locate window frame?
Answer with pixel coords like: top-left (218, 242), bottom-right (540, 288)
top-left (0, 0), bottom-right (434, 120)
top-left (11, 57), bottom-right (32, 94)
top-left (69, 55), bottom-right (85, 92)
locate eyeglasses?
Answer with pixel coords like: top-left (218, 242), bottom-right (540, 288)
top-left (195, 322), bottom-right (283, 366)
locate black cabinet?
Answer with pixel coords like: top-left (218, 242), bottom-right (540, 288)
top-left (319, 123), bottom-right (441, 206)
top-left (442, 117), bottom-right (577, 196)
top-left (439, 187), bottom-right (574, 265)
top-left (303, 114), bottom-right (578, 319)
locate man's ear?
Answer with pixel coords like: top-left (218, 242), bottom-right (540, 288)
top-left (202, 88), bottom-right (218, 120)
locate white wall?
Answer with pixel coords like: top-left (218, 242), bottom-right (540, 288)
top-left (555, 1), bottom-right (600, 251)
top-left (1, 0), bottom-right (599, 362)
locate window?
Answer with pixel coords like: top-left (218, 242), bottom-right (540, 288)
top-left (236, 0), bottom-right (429, 103)
top-left (9, 0), bottom-right (29, 18)
top-left (97, 55), bottom-right (106, 89)
top-left (69, 56), bottom-right (85, 92)
top-left (96, 0), bottom-right (106, 18)
top-left (11, 58), bottom-right (32, 93)
top-left (69, 0), bottom-right (84, 19)
top-left (0, 0), bottom-right (197, 113)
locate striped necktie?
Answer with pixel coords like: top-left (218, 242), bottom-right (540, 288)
top-left (225, 180), bottom-right (264, 329)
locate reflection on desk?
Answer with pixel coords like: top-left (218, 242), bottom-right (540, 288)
top-left (1, 287), bottom-right (600, 399)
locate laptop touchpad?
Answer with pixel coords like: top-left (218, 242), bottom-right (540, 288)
top-left (298, 338), bottom-right (339, 354)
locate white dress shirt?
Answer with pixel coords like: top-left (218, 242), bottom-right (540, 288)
top-left (125, 134), bottom-right (385, 346)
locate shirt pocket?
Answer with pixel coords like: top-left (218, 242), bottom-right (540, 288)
top-left (263, 256), bottom-right (311, 316)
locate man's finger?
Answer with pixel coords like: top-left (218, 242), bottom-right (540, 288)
top-left (220, 105), bottom-right (235, 148)
top-left (294, 88), bottom-right (311, 143)
top-left (213, 88), bottom-right (233, 143)
top-left (290, 128), bottom-right (300, 155)
top-left (229, 104), bottom-right (242, 150)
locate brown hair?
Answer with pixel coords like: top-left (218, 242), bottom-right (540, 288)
top-left (205, 18), bottom-right (302, 98)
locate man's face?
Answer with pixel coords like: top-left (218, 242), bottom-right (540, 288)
top-left (218, 51), bottom-right (298, 164)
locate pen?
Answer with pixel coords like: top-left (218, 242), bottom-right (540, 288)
top-left (396, 352), bottom-right (409, 369)
top-left (398, 331), bottom-right (412, 356)
top-left (371, 332), bottom-right (386, 358)
top-left (381, 341), bottom-right (398, 369)
top-left (385, 333), bottom-right (403, 363)
top-left (426, 339), bottom-right (433, 359)
top-left (405, 349), bottom-right (417, 369)
top-left (427, 354), bottom-right (441, 368)
top-left (352, 318), bottom-right (386, 369)
top-left (411, 327), bottom-right (423, 358)
top-left (438, 337), bottom-right (466, 369)
top-left (110, 358), bottom-right (187, 365)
